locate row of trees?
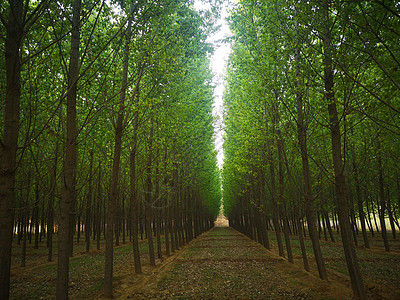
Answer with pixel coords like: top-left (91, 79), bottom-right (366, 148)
top-left (222, 1), bottom-right (399, 299)
top-left (0, 1), bottom-right (221, 299)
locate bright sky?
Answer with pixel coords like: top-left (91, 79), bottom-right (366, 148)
top-left (194, 0), bottom-right (232, 169)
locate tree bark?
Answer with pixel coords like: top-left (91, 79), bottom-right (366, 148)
top-left (33, 178), bottom-right (40, 249)
top-left (129, 62), bottom-right (145, 274)
top-left (155, 153), bottom-right (162, 259)
top-left (349, 130), bottom-right (369, 248)
top-left (277, 132), bottom-right (293, 263)
top-left (376, 137), bottom-right (390, 252)
top-left (48, 144), bottom-right (58, 262)
top-left (258, 172), bottom-right (270, 250)
top-left (145, 115), bottom-right (156, 267)
top-left (321, 2), bottom-right (366, 298)
top-left (294, 44), bottom-right (328, 280)
top-left (164, 148), bottom-right (171, 256)
top-left (56, 0), bottom-right (81, 298)
top-left (130, 117), bottom-right (142, 274)
top-left (264, 105), bottom-right (284, 258)
top-left (0, 1), bottom-right (23, 297)
top-left (104, 6), bottom-right (134, 296)
top-left (86, 151), bottom-right (94, 252)
top-left (96, 162), bottom-right (102, 251)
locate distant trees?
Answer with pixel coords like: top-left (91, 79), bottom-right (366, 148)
top-left (223, 1), bottom-right (399, 299)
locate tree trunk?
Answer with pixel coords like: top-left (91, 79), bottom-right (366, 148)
top-left (104, 5), bottom-right (135, 296)
top-left (277, 134), bottom-right (293, 263)
top-left (86, 151), bottom-right (94, 252)
top-left (96, 162), bottom-right (102, 251)
top-left (258, 173), bottom-right (270, 250)
top-left (21, 175), bottom-right (31, 268)
top-left (155, 154), bottom-right (162, 259)
top-left (21, 211), bottom-right (27, 268)
top-left (350, 132), bottom-right (369, 248)
top-left (77, 214), bottom-right (81, 244)
top-left (145, 115), bottom-right (156, 266)
top-left (321, 2), bottom-right (366, 297)
top-left (164, 148), bottom-right (171, 256)
top-left (0, 1), bottom-right (23, 297)
top-left (296, 197), bottom-right (309, 271)
top-left (129, 62), bottom-right (145, 274)
top-left (324, 212), bottom-right (335, 242)
top-left (130, 125), bottom-right (142, 274)
top-left (40, 199), bottom-right (45, 243)
top-left (364, 193), bottom-right (374, 237)
top-left (294, 44), bottom-right (328, 280)
top-left (376, 137), bottom-right (390, 251)
top-left (387, 195), bottom-right (396, 240)
top-left (56, 0), bottom-right (81, 298)
top-left (115, 190), bottom-right (120, 247)
top-left (48, 144), bottom-right (58, 262)
top-left (264, 106), bottom-right (284, 258)
top-left (122, 193), bottom-right (126, 244)
top-left (373, 199), bottom-right (380, 233)
top-left (34, 179), bottom-right (40, 249)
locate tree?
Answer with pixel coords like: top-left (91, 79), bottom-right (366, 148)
top-left (0, 1), bottom-right (47, 298)
top-left (320, 1), bottom-right (366, 297)
top-left (56, 0), bottom-right (81, 298)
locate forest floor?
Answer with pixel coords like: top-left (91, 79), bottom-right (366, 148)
top-left (111, 226), bottom-right (352, 299)
top-left (10, 220), bottom-right (400, 299)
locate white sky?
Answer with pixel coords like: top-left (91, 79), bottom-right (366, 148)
top-left (194, 0), bottom-right (232, 169)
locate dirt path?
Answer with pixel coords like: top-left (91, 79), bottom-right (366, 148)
top-left (116, 226), bottom-right (353, 299)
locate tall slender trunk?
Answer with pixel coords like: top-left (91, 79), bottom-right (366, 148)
top-left (21, 210), bottom-right (27, 268)
top-left (364, 193), bottom-right (374, 237)
top-left (96, 162), bottom-right (102, 250)
top-left (104, 7), bottom-right (134, 296)
top-left (350, 130), bottom-right (369, 248)
top-left (40, 203), bottom-right (45, 242)
top-left (169, 197), bottom-right (175, 253)
top-left (387, 196), bottom-right (396, 240)
top-left (294, 44), bottom-right (327, 280)
top-left (145, 115), bottom-right (156, 266)
top-left (348, 186), bottom-right (359, 246)
top-left (48, 144), bottom-right (58, 262)
top-left (372, 199), bottom-right (380, 233)
top-left (155, 152), bottom-right (162, 259)
top-left (164, 147), bottom-right (170, 256)
top-left (122, 193), bottom-right (126, 244)
top-left (324, 212), bottom-right (335, 242)
top-left (321, 2), bottom-right (365, 298)
top-left (277, 132), bottom-right (293, 263)
top-left (258, 172), bottom-right (270, 250)
top-left (295, 193), bottom-right (309, 271)
top-left (77, 214), bottom-right (81, 244)
top-left (34, 179), bottom-right (40, 249)
top-left (21, 174), bottom-right (31, 268)
top-left (264, 105), bottom-right (284, 257)
top-left (130, 121), bottom-right (142, 274)
top-left (0, 1), bottom-right (23, 297)
top-left (57, 1), bottom-right (81, 298)
top-left (376, 137), bottom-right (390, 251)
top-left (130, 63), bottom-right (145, 274)
top-left (115, 190), bottom-right (120, 247)
top-left (173, 167), bottom-right (179, 251)
top-left (85, 151), bottom-right (93, 252)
